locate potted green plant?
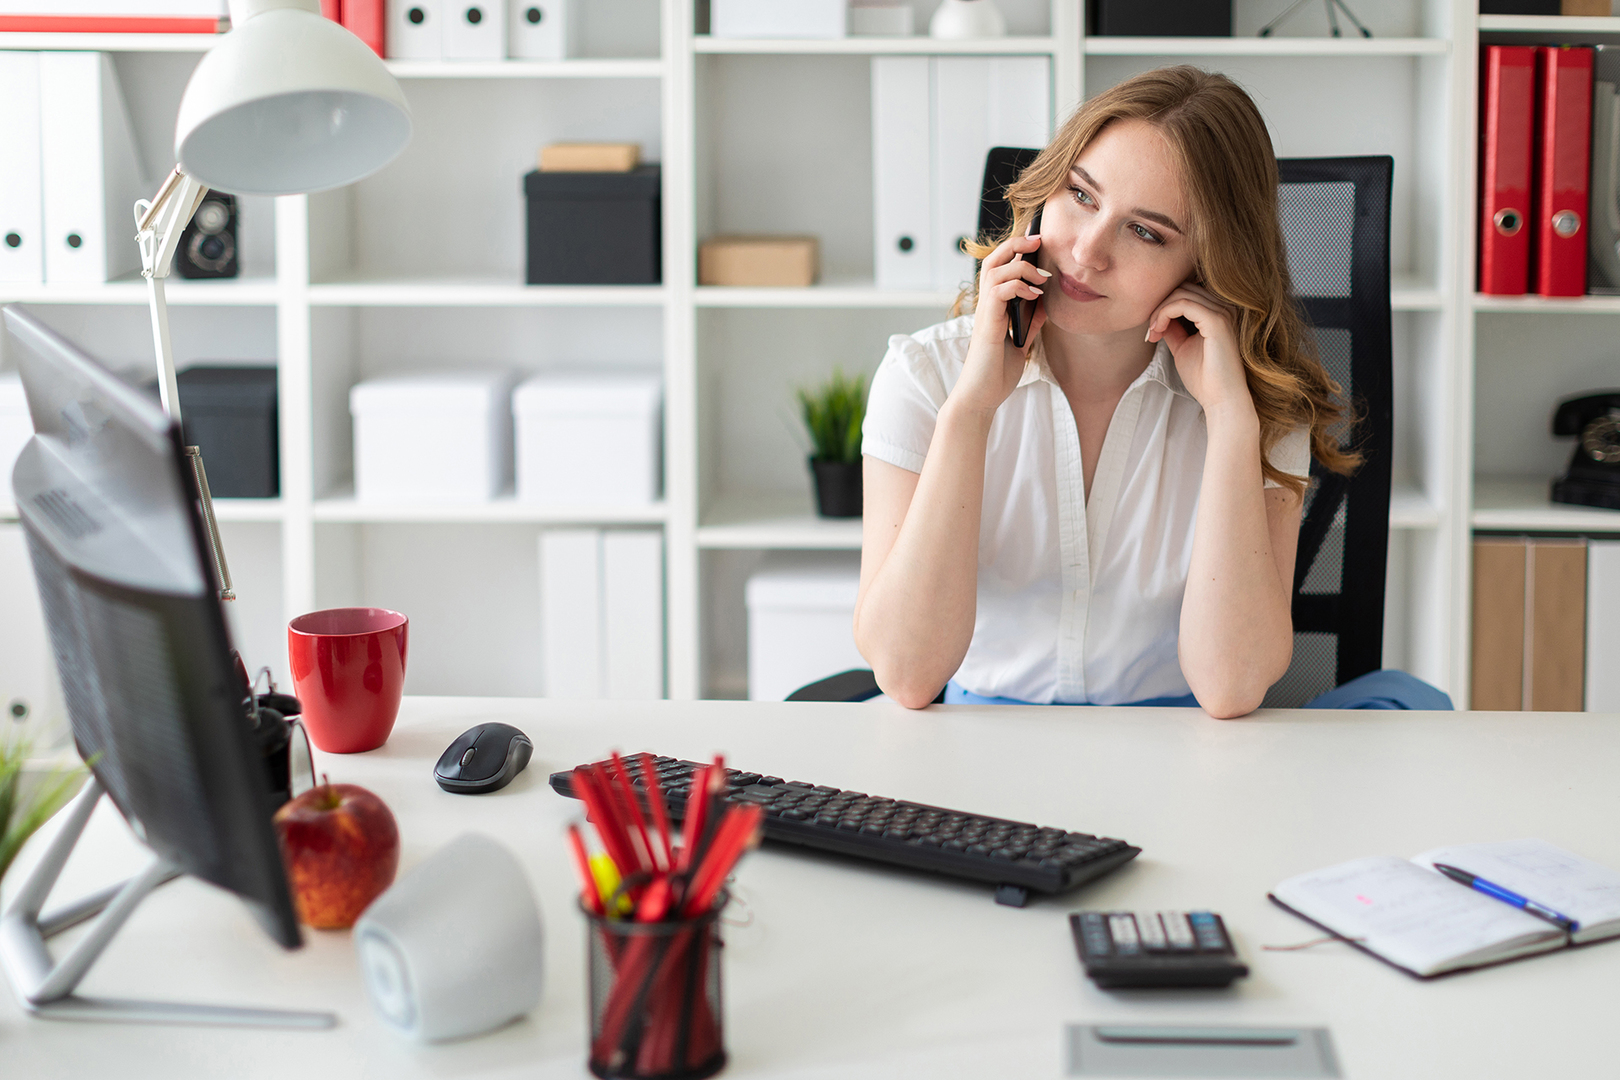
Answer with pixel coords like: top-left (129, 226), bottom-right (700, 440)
top-left (1, 736), bottom-right (85, 888)
top-left (797, 369), bottom-right (868, 518)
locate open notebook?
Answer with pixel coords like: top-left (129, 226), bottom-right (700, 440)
top-left (1270, 839), bottom-right (1620, 978)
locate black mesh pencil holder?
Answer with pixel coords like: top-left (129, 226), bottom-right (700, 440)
top-left (583, 891), bottom-right (728, 1080)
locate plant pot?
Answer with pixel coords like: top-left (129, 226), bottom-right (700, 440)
top-left (810, 458), bottom-right (863, 518)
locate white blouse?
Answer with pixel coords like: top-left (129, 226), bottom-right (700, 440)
top-left (862, 315), bottom-right (1311, 705)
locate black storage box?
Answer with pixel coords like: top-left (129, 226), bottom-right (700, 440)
top-left (524, 165), bottom-right (661, 285)
top-left (177, 366), bottom-right (279, 498)
top-left (1092, 0), bottom-right (1231, 36)
top-left (1478, 1), bottom-right (1559, 12)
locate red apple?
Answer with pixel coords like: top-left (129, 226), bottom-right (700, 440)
top-left (273, 781), bottom-right (400, 930)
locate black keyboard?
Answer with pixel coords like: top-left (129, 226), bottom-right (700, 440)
top-left (549, 755), bottom-right (1141, 907)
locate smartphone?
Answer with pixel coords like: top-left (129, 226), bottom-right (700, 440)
top-left (1007, 206), bottom-right (1043, 349)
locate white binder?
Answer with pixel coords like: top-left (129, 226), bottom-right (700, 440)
top-left (1588, 541), bottom-right (1620, 712)
top-left (386, 0), bottom-right (442, 59)
top-left (0, 52), bottom-right (42, 285)
top-left (932, 56), bottom-right (1051, 294)
top-left (872, 55), bottom-right (933, 290)
top-left (602, 530), bottom-right (664, 699)
top-left (506, 0), bottom-right (575, 59)
top-left (38, 52), bottom-right (145, 285)
top-left (540, 528), bottom-right (603, 699)
top-left (0, 523), bottom-right (67, 752)
top-left (442, 0), bottom-right (505, 60)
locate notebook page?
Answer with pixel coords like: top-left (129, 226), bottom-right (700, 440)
top-left (1273, 856), bottom-right (1562, 976)
top-left (1412, 839), bottom-right (1620, 943)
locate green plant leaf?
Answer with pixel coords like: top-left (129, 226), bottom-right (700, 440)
top-left (0, 736), bottom-right (87, 885)
top-left (797, 369), bottom-right (869, 464)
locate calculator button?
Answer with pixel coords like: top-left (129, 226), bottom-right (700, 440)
top-left (1107, 914), bottom-right (1140, 955)
top-left (1161, 911), bottom-right (1196, 950)
top-left (1135, 911), bottom-right (1167, 950)
top-left (1189, 911), bottom-right (1227, 951)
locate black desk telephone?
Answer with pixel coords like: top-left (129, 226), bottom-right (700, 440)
top-left (1551, 391), bottom-right (1620, 511)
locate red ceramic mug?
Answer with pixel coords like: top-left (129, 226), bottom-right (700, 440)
top-left (288, 607), bottom-right (409, 754)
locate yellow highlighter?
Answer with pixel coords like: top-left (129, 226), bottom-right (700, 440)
top-left (589, 851), bottom-right (632, 916)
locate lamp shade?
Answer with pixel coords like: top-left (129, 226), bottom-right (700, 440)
top-left (175, 0), bottom-right (411, 195)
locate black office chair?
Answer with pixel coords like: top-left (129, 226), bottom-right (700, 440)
top-left (789, 150), bottom-right (1394, 708)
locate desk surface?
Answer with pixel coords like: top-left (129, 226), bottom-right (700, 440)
top-left (3, 699), bottom-right (1618, 1078)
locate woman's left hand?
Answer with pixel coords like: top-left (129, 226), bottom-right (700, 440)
top-left (1145, 284), bottom-right (1253, 419)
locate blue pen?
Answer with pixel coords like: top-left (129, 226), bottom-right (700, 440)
top-left (1432, 863), bottom-right (1580, 933)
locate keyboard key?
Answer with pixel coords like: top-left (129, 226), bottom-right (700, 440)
top-left (1136, 912), bottom-right (1167, 950)
top-left (1108, 914), bottom-right (1140, 955)
top-left (1161, 911), bottom-right (1196, 950)
top-left (1189, 912), bottom-right (1228, 951)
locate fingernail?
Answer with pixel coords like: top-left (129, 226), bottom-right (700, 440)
top-left (1036, 268), bottom-right (1052, 278)
top-left (1144, 329), bottom-right (1153, 342)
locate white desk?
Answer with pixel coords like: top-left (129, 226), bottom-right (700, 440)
top-left (3, 699), bottom-right (1619, 1078)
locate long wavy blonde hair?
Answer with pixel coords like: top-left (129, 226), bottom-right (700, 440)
top-left (961, 65), bottom-right (1359, 492)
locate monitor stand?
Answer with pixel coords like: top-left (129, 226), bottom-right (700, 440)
top-left (0, 777), bottom-right (335, 1028)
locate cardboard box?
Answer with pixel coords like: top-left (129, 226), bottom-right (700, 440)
top-left (538, 142), bottom-right (640, 172)
top-left (698, 236), bottom-right (818, 287)
top-left (350, 371), bottom-right (515, 502)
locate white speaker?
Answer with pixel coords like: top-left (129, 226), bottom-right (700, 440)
top-left (355, 833), bottom-right (543, 1041)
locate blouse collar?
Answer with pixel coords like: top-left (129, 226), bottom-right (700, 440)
top-left (1016, 333), bottom-right (1191, 400)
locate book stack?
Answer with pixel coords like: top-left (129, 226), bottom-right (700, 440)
top-left (1471, 536), bottom-right (1620, 711)
top-left (0, 0), bottom-right (227, 34)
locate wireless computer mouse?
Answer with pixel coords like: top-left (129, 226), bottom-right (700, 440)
top-left (434, 722), bottom-right (533, 794)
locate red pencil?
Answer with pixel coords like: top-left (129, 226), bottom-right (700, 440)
top-left (683, 804), bottom-right (763, 917)
top-left (676, 761), bottom-right (715, 874)
top-left (566, 823), bottom-right (603, 915)
top-left (639, 753), bottom-right (676, 870)
top-left (609, 751), bottom-right (657, 873)
top-left (573, 766), bottom-right (639, 877)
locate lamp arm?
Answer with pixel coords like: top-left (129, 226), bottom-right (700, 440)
top-left (135, 167), bottom-right (209, 418)
top-left (133, 167), bottom-right (235, 602)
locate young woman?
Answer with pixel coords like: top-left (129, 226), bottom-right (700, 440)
top-left (853, 66), bottom-right (1448, 717)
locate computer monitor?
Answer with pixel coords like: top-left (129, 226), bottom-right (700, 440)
top-left (0, 305), bottom-right (320, 1026)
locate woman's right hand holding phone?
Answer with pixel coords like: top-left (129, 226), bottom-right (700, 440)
top-left (956, 233), bottom-right (1050, 418)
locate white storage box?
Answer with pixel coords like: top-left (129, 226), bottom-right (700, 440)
top-left (0, 373), bottom-right (32, 512)
top-left (513, 372), bottom-right (661, 507)
top-left (712, 0), bottom-right (846, 39)
top-left (746, 552), bottom-right (864, 701)
top-left (350, 371), bottom-right (515, 503)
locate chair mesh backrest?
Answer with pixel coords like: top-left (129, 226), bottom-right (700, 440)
top-left (979, 151), bottom-right (1394, 707)
top-left (1263, 157), bottom-right (1393, 707)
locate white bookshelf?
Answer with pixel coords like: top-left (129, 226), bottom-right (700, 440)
top-left (1082, 36), bottom-right (1450, 56)
top-left (9, 0), bottom-right (1619, 708)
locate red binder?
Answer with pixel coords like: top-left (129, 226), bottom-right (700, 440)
top-left (0, 15), bottom-right (223, 32)
top-left (1535, 45), bottom-right (1594, 297)
top-left (1479, 46), bottom-right (1536, 296)
top-left (341, 0), bottom-right (385, 57)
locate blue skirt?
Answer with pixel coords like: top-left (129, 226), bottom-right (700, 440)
top-left (943, 669), bottom-right (1453, 711)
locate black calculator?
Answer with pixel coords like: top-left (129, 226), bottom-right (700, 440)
top-left (1070, 911), bottom-right (1249, 988)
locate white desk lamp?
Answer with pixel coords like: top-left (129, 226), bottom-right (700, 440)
top-left (136, 0), bottom-right (410, 600)
top-left (0, 3), bottom-right (410, 1033)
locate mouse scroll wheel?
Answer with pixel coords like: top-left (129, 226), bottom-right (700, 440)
top-left (460, 747), bottom-right (476, 767)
